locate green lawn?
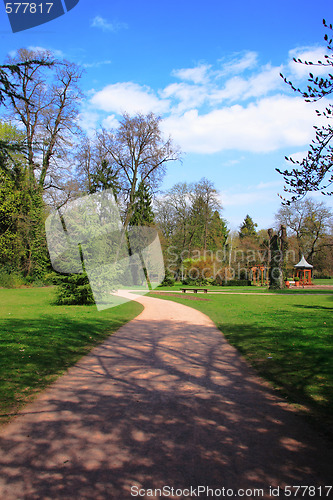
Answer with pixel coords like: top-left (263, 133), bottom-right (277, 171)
top-left (155, 278), bottom-right (333, 294)
top-left (1, 285), bottom-right (332, 436)
top-left (150, 291), bottom-right (333, 432)
top-left (0, 287), bottom-right (143, 425)
top-left (313, 278), bottom-right (333, 285)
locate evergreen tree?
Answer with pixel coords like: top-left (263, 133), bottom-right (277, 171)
top-left (89, 159), bottom-right (121, 199)
top-left (207, 211), bottom-right (229, 251)
top-left (239, 215), bottom-right (258, 239)
top-left (129, 181), bottom-right (155, 226)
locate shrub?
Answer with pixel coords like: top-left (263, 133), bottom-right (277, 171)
top-left (53, 272), bottom-right (95, 305)
top-left (181, 276), bottom-right (212, 286)
top-left (220, 279), bottom-right (252, 287)
top-left (159, 269), bottom-right (176, 287)
top-left (0, 269), bottom-right (25, 288)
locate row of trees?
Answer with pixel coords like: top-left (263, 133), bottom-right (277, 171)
top-left (0, 41), bottom-right (332, 291)
top-left (0, 49), bottom-right (83, 278)
top-left (154, 186), bottom-right (332, 284)
top-left (0, 48), bottom-right (180, 284)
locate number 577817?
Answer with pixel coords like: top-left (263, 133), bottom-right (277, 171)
top-left (5, 3), bottom-right (53, 14)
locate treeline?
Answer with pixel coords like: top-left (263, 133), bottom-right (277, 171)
top-left (0, 48), bottom-right (180, 287)
top-left (0, 48), bottom-right (332, 290)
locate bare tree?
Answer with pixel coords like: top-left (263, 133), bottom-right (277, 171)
top-left (275, 198), bottom-right (332, 260)
top-left (190, 178), bottom-right (221, 251)
top-left (5, 48), bottom-right (83, 195)
top-left (96, 113), bottom-right (181, 228)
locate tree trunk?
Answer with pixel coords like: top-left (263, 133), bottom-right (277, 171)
top-left (268, 225), bottom-right (287, 289)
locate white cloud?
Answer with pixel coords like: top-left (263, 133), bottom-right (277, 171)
top-left (82, 60), bottom-right (112, 69)
top-left (91, 16), bottom-right (127, 32)
top-left (77, 110), bottom-right (100, 136)
top-left (101, 114), bottom-right (119, 130)
top-left (209, 76), bottom-right (248, 103)
top-left (210, 64), bottom-right (283, 103)
top-left (161, 96), bottom-right (322, 154)
top-left (87, 50), bottom-right (328, 155)
top-left (160, 82), bottom-right (206, 112)
top-left (91, 82), bottom-right (170, 115)
top-left (172, 64), bottom-right (211, 84)
top-left (218, 51), bottom-right (258, 76)
top-left (255, 181), bottom-right (283, 190)
top-left (27, 46), bottom-right (64, 57)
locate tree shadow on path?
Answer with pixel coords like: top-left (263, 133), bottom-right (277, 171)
top-left (0, 305), bottom-right (333, 500)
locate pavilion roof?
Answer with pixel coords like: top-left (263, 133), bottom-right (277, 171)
top-left (294, 255), bottom-right (313, 269)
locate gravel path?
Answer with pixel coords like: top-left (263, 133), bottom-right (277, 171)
top-left (0, 292), bottom-right (332, 499)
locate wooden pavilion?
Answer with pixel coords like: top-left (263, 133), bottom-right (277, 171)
top-left (294, 255), bottom-right (313, 285)
top-left (251, 265), bottom-right (268, 286)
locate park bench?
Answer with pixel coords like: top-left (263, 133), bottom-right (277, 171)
top-left (181, 288), bottom-right (208, 294)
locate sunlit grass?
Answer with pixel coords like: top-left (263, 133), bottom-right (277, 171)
top-left (0, 287), bottom-right (143, 424)
top-left (151, 292), bottom-right (333, 430)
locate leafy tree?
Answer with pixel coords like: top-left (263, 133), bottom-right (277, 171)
top-left (154, 182), bottom-right (192, 252)
top-left (239, 214), bottom-right (258, 239)
top-left (0, 170), bottom-right (24, 269)
top-left (0, 120), bottom-right (26, 184)
top-left (0, 49), bottom-right (82, 280)
top-left (278, 19), bottom-right (333, 201)
top-left (0, 121), bottom-right (49, 277)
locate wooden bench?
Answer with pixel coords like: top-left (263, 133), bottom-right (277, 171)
top-left (181, 288), bottom-right (208, 294)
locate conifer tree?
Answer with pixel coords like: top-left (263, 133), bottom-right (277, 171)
top-left (129, 181), bottom-right (155, 226)
top-left (239, 215), bottom-right (258, 239)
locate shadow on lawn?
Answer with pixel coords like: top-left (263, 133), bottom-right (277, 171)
top-left (0, 315), bottom-right (333, 499)
top-left (292, 303), bottom-right (333, 310)
top-left (216, 320), bottom-right (333, 433)
top-left (0, 313), bottom-right (141, 420)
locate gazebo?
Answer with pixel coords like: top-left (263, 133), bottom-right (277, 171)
top-left (294, 255), bottom-right (313, 285)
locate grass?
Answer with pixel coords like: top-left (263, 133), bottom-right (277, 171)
top-left (1, 284), bottom-right (332, 436)
top-left (0, 287), bottom-right (143, 425)
top-left (155, 281), bottom-right (333, 294)
top-left (313, 278), bottom-right (333, 285)
top-left (150, 290), bottom-right (333, 433)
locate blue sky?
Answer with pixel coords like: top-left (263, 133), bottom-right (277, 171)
top-left (1, 0), bottom-right (333, 230)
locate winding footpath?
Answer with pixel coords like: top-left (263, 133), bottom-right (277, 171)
top-left (0, 292), bottom-right (332, 499)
